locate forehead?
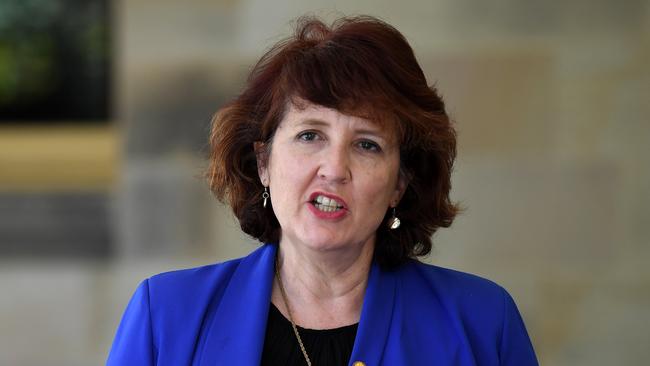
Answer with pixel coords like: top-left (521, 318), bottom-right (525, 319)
top-left (279, 100), bottom-right (399, 139)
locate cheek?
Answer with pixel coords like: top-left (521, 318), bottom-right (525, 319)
top-left (268, 149), bottom-right (315, 201)
top-left (358, 161), bottom-right (400, 200)
top-left (270, 149), bottom-right (312, 179)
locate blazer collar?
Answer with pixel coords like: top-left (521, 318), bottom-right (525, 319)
top-left (348, 261), bottom-right (396, 365)
top-left (197, 244), bottom-right (397, 366)
top-left (198, 244), bottom-right (277, 365)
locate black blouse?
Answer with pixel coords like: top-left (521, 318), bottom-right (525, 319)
top-left (261, 303), bottom-right (358, 366)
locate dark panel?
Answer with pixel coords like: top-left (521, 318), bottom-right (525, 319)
top-left (0, 192), bottom-right (112, 258)
top-left (0, 0), bottom-right (111, 122)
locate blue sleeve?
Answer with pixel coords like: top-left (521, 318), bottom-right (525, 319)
top-left (499, 288), bottom-right (538, 366)
top-left (107, 280), bottom-right (156, 366)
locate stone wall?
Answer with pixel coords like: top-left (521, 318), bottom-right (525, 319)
top-left (0, 1), bottom-right (647, 364)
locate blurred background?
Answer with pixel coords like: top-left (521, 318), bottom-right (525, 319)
top-left (0, 0), bottom-right (648, 365)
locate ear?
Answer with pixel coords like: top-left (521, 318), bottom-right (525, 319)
top-left (391, 168), bottom-right (410, 207)
top-left (254, 141), bottom-right (270, 186)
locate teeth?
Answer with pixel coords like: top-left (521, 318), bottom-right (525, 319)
top-left (315, 204), bottom-right (339, 212)
top-left (313, 194), bottom-right (343, 212)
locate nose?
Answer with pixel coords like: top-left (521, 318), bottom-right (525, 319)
top-left (317, 144), bottom-right (351, 184)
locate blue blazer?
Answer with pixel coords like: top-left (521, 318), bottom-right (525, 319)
top-left (107, 244), bottom-right (538, 365)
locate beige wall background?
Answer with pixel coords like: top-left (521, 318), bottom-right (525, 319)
top-left (1, 0), bottom-right (648, 365)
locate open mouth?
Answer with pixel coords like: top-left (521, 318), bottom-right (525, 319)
top-left (311, 194), bottom-right (344, 213)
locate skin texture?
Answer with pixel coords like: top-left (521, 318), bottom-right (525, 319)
top-left (256, 102), bottom-right (407, 329)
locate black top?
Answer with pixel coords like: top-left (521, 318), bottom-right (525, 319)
top-left (261, 303), bottom-right (358, 366)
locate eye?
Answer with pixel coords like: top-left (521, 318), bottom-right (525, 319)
top-left (297, 131), bottom-right (319, 142)
top-left (358, 140), bottom-right (381, 152)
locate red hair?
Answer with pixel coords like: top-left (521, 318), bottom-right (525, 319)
top-left (208, 15), bottom-right (459, 268)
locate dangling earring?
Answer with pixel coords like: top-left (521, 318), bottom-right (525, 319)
top-left (262, 186), bottom-right (270, 208)
top-left (387, 207), bottom-right (401, 229)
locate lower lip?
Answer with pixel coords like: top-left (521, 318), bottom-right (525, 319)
top-left (307, 203), bottom-right (348, 220)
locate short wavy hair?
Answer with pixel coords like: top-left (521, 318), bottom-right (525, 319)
top-left (208, 15), bottom-right (459, 268)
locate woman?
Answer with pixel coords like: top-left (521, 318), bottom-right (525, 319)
top-left (108, 15), bottom-right (538, 365)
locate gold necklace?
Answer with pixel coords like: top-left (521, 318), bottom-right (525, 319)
top-left (275, 260), bottom-right (313, 366)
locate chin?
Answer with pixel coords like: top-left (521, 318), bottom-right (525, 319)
top-left (301, 236), bottom-right (349, 252)
top-left (299, 230), bottom-right (371, 254)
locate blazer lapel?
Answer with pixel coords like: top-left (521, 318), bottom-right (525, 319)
top-left (198, 244), bottom-right (277, 366)
top-left (348, 262), bottom-right (396, 366)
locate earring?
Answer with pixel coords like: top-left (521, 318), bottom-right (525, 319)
top-left (387, 207), bottom-right (401, 229)
top-left (262, 186), bottom-right (270, 208)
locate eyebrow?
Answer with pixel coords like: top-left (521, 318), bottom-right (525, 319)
top-left (297, 119), bottom-right (385, 137)
top-left (296, 119), bottom-right (329, 128)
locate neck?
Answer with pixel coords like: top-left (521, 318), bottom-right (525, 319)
top-left (272, 238), bottom-right (374, 329)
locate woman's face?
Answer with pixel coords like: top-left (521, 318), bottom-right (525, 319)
top-left (257, 102), bottom-right (407, 254)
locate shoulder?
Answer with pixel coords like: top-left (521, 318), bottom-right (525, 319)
top-left (396, 261), bottom-right (538, 364)
top-left (141, 244), bottom-right (274, 324)
top-left (145, 243), bottom-right (273, 309)
top-left (401, 260), bottom-right (508, 301)
top-left (146, 256), bottom-right (242, 303)
top-left (397, 261), bottom-right (513, 332)
top-left (108, 244), bottom-right (276, 365)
